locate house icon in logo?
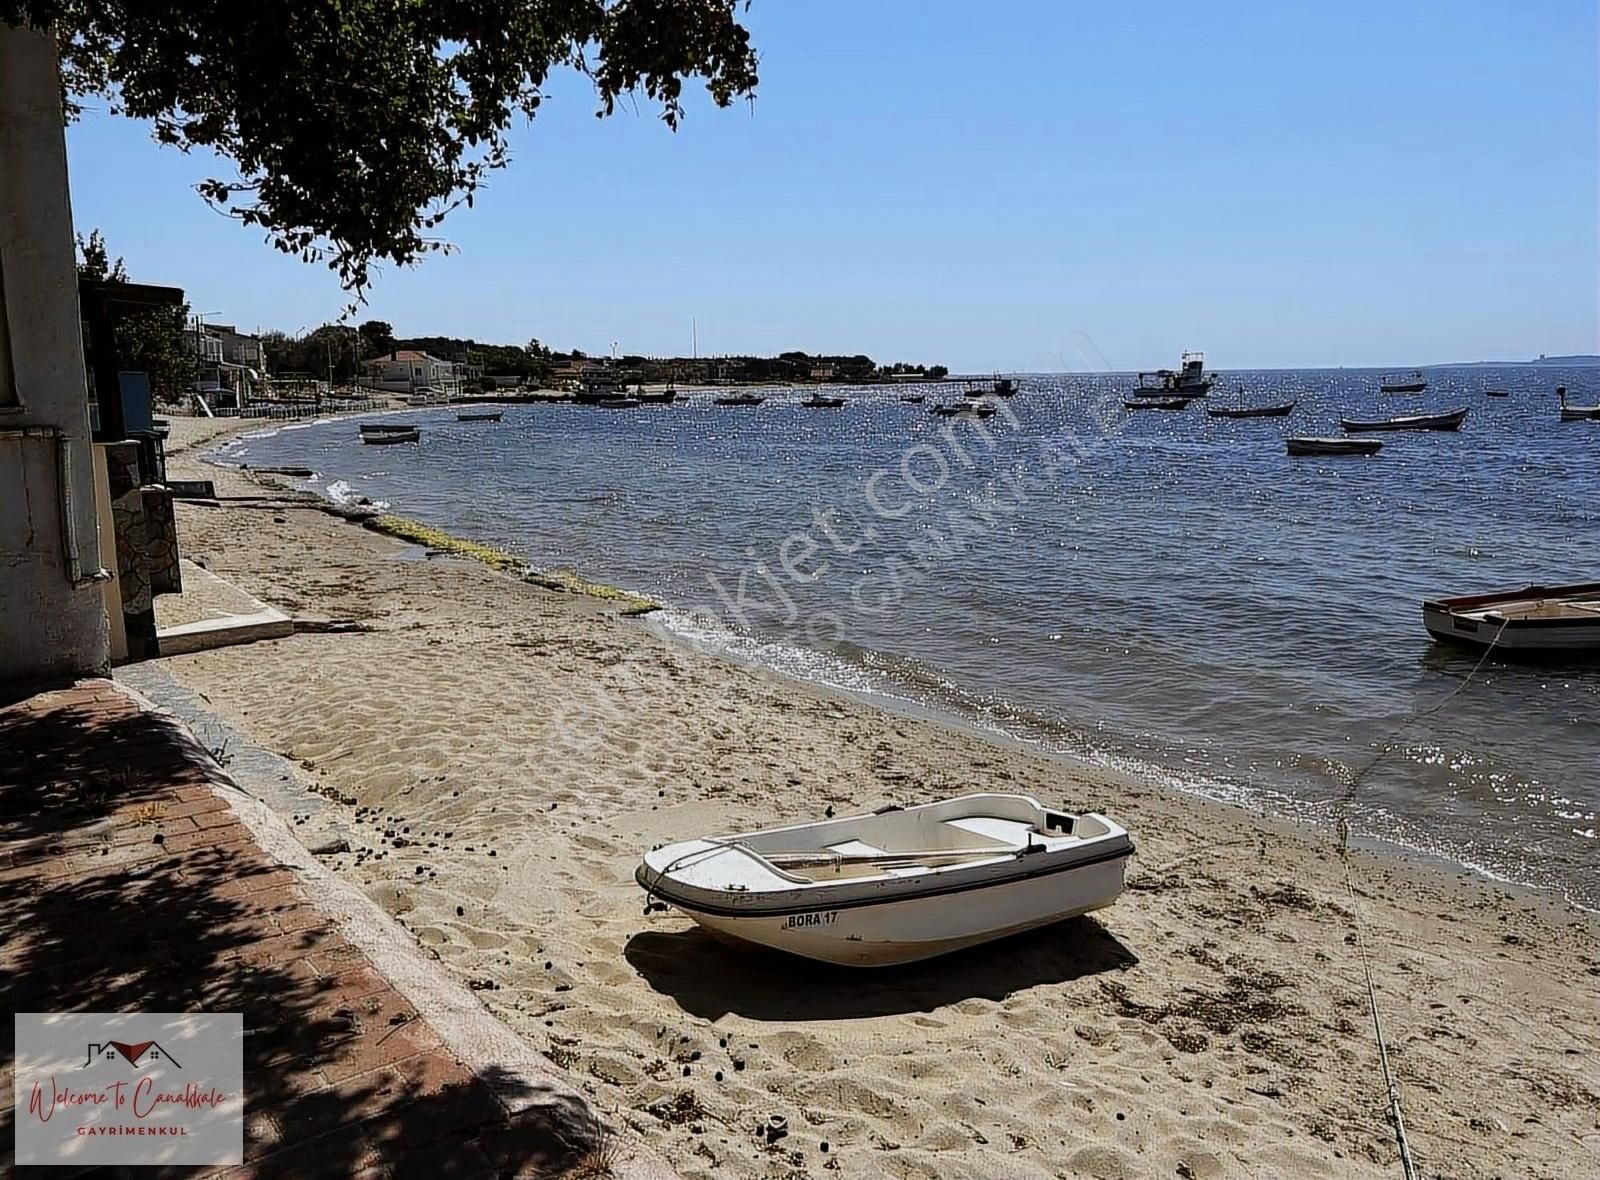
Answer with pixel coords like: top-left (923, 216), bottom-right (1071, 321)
top-left (83, 1040), bottom-right (182, 1069)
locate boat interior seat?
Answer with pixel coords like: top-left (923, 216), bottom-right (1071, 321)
top-left (1490, 600), bottom-right (1600, 621)
top-left (826, 839), bottom-right (890, 858)
top-left (943, 816), bottom-right (1040, 848)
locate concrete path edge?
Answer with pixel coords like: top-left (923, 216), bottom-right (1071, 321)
top-left (111, 678), bottom-right (679, 1180)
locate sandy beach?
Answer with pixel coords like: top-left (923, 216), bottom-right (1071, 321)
top-left (150, 415), bottom-right (1600, 1179)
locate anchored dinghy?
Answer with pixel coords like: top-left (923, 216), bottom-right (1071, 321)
top-left (637, 793), bottom-right (1133, 967)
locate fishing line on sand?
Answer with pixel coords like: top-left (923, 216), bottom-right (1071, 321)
top-left (1339, 817), bottom-right (1420, 1180)
top-left (1331, 616), bottom-right (1507, 1180)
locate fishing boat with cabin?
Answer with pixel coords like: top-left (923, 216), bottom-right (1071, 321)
top-left (637, 794), bottom-right (1134, 967)
top-left (964, 375), bottom-right (1017, 398)
top-left (1133, 351), bottom-right (1213, 397)
top-left (1379, 369), bottom-right (1429, 393)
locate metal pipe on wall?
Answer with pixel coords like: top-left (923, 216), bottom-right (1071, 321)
top-left (0, 425), bottom-right (112, 587)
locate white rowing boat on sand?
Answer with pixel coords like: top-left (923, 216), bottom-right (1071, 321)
top-left (637, 793), bottom-right (1133, 967)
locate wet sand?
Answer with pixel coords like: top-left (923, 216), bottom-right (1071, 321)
top-left (154, 416), bottom-right (1600, 1179)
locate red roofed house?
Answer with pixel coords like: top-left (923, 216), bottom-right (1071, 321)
top-left (361, 349), bottom-right (461, 401)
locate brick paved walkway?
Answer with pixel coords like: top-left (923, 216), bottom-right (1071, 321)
top-left (1, 679), bottom-right (663, 1179)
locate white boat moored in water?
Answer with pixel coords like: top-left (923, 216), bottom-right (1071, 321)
top-left (637, 793), bottom-right (1133, 967)
top-left (1422, 582), bottom-right (1600, 657)
top-left (1556, 386), bottom-right (1600, 421)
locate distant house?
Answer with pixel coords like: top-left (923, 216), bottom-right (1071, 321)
top-left (361, 349), bottom-right (461, 401)
top-left (450, 349), bottom-right (484, 386)
top-left (545, 361), bottom-right (622, 394)
top-left (185, 322), bottom-right (264, 404)
top-left (809, 365), bottom-right (835, 382)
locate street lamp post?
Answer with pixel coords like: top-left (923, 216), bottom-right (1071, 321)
top-left (190, 310), bottom-right (221, 411)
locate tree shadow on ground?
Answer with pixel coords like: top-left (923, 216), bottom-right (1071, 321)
top-left (624, 915), bottom-right (1138, 1022)
top-left (1, 686), bottom-right (601, 1178)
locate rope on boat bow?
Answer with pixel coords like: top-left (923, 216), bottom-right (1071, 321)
top-left (1341, 615), bottom-right (1510, 802)
top-left (639, 837), bottom-right (741, 915)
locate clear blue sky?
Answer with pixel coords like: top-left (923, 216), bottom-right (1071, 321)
top-left (64, 0), bottom-right (1598, 372)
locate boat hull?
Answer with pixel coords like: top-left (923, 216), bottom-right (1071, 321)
top-left (1123, 398), bottom-right (1190, 411)
top-left (657, 852), bottom-right (1129, 967)
top-left (1423, 607), bottom-right (1600, 655)
top-left (1340, 408), bottom-right (1468, 433)
top-left (1380, 383), bottom-right (1428, 394)
top-left (1422, 582), bottom-right (1600, 658)
top-left (1207, 402), bottom-right (1295, 419)
top-left (1286, 437), bottom-right (1382, 456)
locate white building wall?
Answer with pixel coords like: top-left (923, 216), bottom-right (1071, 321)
top-left (0, 24), bottom-right (110, 682)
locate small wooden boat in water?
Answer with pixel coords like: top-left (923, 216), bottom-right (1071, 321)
top-left (1484, 389), bottom-right (1510, 398)
top-left (596, 396), bottom-right (642, 409)
top-left (898, 394), bottom-right (926, 404)
top-left (1340, 406), bottom-right (1468, 433)
top-left (1423, 582), bottom-right (1600, 657)
top-left (360, 426), bottom-right (420, 444)
top-left (456, 410), bottom-right (503, 422)
top-left (1380, 370), bottom-right (1428, 393)
top-left (1557, 387), bottom-right (1600, 421)
top-left (1286, 437), bottom-right (1382, 457)
top-left (638, 386), bottom-right (678, 404)
top-left (637, 794), bottom-right (1134, 967)
top-left (713, 393), bottom-right (766, 407)
top-left (932, 402), bottom-right (997, 418)
top-left (801, 394), bottom-right (846, 408)
top-left (1207, 401), bottom-right (1296, 419)
top-left (1123, 397), bottom-right (1191, 411)
top-left (359, 422), bottom-right (416, 435)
